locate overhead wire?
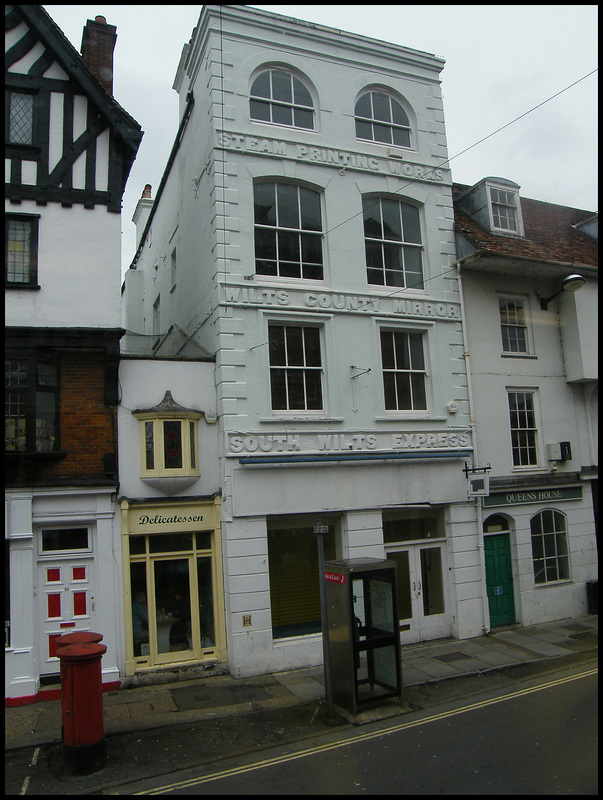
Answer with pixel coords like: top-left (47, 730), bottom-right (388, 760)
top-left (140, 13), bottom-right (596, 352)
top-left (324, 67), bottom-right (598, 238)
top-left (244, 66), bottom-right (598, 350)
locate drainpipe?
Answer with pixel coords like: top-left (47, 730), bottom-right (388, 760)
top-left (456, 261), bottom-right (491, 635)
top-left (583, 383), bottom-right (597, 467)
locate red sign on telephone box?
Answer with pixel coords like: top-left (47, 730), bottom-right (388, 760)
top-left (324, 571), bottom-right (346, 585)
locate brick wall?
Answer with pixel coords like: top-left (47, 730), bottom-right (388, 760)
top-left (41, 351), bottom-right (116, 480)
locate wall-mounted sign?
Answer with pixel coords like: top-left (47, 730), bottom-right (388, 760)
top-left (121, 499), bottom-right (219, 534)
top-left (221, 283), bottom-right (461, 322)
top-left (227, 430), bottom-right (472, 457)
top-left (483, 485), bottom-right (582, 507)
top-left (216, 131), bottom-right (450, 184)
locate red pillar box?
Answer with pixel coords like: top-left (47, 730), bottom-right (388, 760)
top-left (55, 631), bottom-right (104, 647)
top-left (56, 642), bottom-right (107, 775)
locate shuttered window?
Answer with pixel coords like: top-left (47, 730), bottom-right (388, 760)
top-left (268, 523), bottom-right (336, 638)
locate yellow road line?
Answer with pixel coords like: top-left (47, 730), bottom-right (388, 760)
top-left (136, 667), bottom-right (597, 795)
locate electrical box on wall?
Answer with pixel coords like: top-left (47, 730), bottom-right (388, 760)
top-left (546, 442), bottom-right (572, 461)
top-left (468, 474), bottom-right (489, 497)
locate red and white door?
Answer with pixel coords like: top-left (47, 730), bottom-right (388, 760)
top-left (38, 558), bottom-right (96, 676)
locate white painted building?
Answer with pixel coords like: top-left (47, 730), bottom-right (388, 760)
top-left (122, 6), bottom-right (484, 680)
top-left (5, 6), bottom-right (141, 702)
top-left (454, 178), bottom-right (598, 628)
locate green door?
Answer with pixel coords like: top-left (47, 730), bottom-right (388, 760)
top-left (484, 533), bottom-right (515, 627)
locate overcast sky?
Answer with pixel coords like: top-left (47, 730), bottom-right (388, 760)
top-left (43, 4), bottom-right (598, 273)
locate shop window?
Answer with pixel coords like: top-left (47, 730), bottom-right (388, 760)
top-left (250, 68), bottom-right (314, 129)
top-left (268, 324), bottom-right (324, 412)
top-left (267, 522), bottom-right (337, 639)
top-left (380, 329), bottom-right (427, 411)
top-left (530, 510), bottom-right (570, 584)
top-left (5, 357), bottom-right (59, 453)
top-left (383, 508), bottom-right (444, 542)
top-left (254, 182), bottom-right (324, 280)
top-left (6, 214), bottom-right (39, 286)
top-left (128, 532), bottom-right (218, 665)
top-left (355, 90), bottom-right (412, 148)
top-left (507, 390), bottom-right (539, 467)
top-left (363, 197), bottom-right (423, 288)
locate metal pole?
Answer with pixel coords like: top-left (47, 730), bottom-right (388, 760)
top-left (315, 520), bottom-right (334, 716)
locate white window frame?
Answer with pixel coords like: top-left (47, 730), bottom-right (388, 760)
top-left (267, 321), bottom-right (325, 415)
top-left (507, 388), bottom-right (540, 469)
top-left (487, 183), bottom-right (524, 236)
top-left (253, 181), bottom-right (324, 281)
top-left (379, 327), bottom-right (429, 414)
top-left (530, 509), bottom-right (571, 585)
top-left (363, 196), bottom-right (424, 289)
top-left (498, 294), bottom-right (534, 356)
top-left (249, 68), bottom-right (315, 131)
top-left (355, 90), bottom-right (412, 149)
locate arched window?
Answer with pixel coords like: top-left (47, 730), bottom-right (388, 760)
top-left (355, 90), bottom-right (411, 147)
top-left (530, 510), bottom-right (570, 584)
top-left (254, 181), bottom-right (323, 280)
top-left (250, 69), bottom-right (314, 129)
top-left (362, 196), bottom-right (423, 288)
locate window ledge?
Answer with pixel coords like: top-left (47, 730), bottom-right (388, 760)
top-left (489, 229), bottom-right (525, 239)
top-left (5, 283), bottom-right (41, 290)
top-left (501, 353), bottom-right (538, 359)
top-left (534, 579), bottom-right (573, 589)
top-left (374, 415), bottom-right (447, 422)
top-left (259, 416), bottom-right (344, 424)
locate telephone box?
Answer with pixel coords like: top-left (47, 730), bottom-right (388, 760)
top-left (324, 557), bottom-right (402, 715)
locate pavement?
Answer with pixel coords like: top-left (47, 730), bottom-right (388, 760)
top-left (4, 614), bottom-right (598, 794)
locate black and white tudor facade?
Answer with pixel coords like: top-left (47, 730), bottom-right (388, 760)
top-left (5, 5), bottom-right (141, 703)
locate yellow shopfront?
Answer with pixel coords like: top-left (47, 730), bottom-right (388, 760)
top-left (121, 496), bottom-right (226, 676)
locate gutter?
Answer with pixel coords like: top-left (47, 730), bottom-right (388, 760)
top-left (457, 249), bottom-right (598, 277)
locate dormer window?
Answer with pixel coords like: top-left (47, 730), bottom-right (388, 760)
top-left (456, 178), bottom-right (524, 238)
top-left (489, 187), bottom-right (519, 233)
top-left (486, 180), bottom-right (524, 236)
top-left (133, 391), bottom-right (203, 490)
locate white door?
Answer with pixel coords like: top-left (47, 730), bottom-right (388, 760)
top-left (386, 544), bottom-right (450, 645)
top-left (38, 557), bottom-right (96, 676)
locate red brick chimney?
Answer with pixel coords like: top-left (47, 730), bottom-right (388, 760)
top-left (80, 15), bottom-right (117, 95)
